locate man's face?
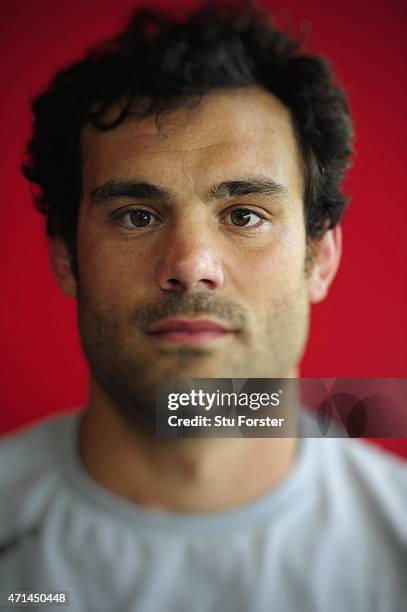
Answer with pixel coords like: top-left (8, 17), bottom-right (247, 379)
top-left (76, 87), bottom-right (310, 424)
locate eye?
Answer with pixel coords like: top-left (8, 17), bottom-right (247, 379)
top-left (223, 208), bottom-right (265, 228)
top-left (113, 208), bottom-right (160, 230)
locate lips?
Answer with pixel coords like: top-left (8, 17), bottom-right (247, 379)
top-left (145, 318), bottom-right (234, 344)
top-left (147, 318), bottom-right (232, 334)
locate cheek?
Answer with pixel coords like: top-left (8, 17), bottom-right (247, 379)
top-left (233, 225), bottom-right (306, 299)
top-left (77, 209), bottom-right (154, 291)
top-left (77, 233), bottom-right (151, 309)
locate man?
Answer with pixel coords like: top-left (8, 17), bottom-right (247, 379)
top-left (1, 2), bottom-right (406, 611)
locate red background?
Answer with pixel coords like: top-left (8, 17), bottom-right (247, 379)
top-left (1, 0), bottom-right (406, 457)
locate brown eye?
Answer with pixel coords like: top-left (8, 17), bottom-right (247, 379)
top-left (129, 210), bottom-right (152, 227)
top-left (226, 208), bottom-right (263, 228)
top-left (114, 208), bottom-right (160, 230)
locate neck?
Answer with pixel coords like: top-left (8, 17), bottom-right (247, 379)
top-left (79, 377), bottom-right (300, 513)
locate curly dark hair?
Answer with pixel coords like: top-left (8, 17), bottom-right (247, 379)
top-left (22, 0), bottom-right (353, 266)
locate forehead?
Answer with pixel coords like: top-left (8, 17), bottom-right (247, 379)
top-left (81, 87), bottom-right (303, 196)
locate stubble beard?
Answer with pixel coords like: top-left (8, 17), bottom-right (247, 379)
top-left (76, 275), bottom-right (309, 431)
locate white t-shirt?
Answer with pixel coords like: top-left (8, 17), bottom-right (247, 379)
top-left (0, 410), bottom-right (406, 612)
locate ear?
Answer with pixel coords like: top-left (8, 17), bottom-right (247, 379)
top-left (50, 238), bottom-right (77, 298)
top-left (307, 226), bottom-right (342, 304)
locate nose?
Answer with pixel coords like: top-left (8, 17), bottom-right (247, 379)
top-left (156, 222), bottom-right (225, 292)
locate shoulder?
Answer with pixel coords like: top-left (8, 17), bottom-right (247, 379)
top-left (320, 435), bottom-right (407, 493)
top-left (0, 411), bottom-right (81, 539)
top-left (0, 412), bottom-right (78, 479)
top-left (315, 436), bottom-right (407, 543)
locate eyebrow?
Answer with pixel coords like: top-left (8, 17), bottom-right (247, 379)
top-left (91, 181), bottom-right (171, 203)
top-left (90, 176), bottom-right (290, 205)
top-left (208, 178), bottom-right (290, 200)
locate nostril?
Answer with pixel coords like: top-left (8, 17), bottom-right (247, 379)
top-left (163, 278), bottom-right (216, 291)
